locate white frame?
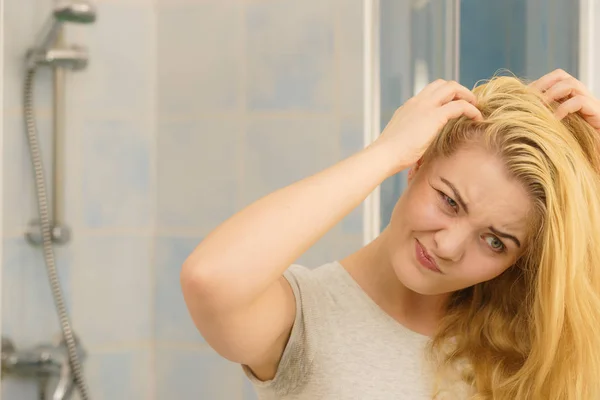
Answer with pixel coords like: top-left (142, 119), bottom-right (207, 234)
top-left (579, 0), bottom-right (597, 95)
top-left (362, 0), bottom-right (461, 245)
top-left (444, 0), bottom-right (461, 81)
top-left (0, 0), bottom-right (4, 394)
top-left (362, 0), bottom-right (382, 244)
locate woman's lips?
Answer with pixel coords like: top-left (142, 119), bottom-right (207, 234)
top-left (415, 239), bottom-right (443, 274)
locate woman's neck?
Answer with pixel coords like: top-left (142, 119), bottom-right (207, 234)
top-left (340, 229), bottom-right (449, 336)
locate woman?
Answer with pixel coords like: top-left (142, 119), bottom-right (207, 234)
top-left (180, 69), bottom-right (600, 399)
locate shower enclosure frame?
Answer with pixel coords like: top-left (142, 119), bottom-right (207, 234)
top-left (362, 0), bottom-right (382, 243)
top-left (363, 0), bottom-right (599, 245)
top-left (0, 3), bottom-right (5, 397)
top-left (579, 0), bottom-right (597, 94)
top-left (362, 0), bottom-right (461, 244)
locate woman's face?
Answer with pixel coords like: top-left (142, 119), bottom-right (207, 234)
top-left (387, 146), bottom-right (533, 296)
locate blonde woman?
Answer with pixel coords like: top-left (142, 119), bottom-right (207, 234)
top-left (181, 69), bottom-right (600, 399)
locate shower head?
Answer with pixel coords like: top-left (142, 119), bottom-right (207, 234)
top-left (54, 1), bottom-right (97, 24)
top-left (32, 1), bottom-right (96, 52)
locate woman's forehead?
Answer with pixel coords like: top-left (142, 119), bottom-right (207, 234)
top-left (427, 148), bottom-right (533, 231)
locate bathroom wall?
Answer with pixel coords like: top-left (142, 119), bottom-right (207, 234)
top-left (154, 1), bottom-right (364, 397)
top-left (1, 0), bottom-right (364, 399)
top-left (2, 0), bottom-right (157, 398)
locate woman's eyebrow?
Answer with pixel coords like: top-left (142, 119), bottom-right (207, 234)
top-left (440, 177), bottom-right (469, 213)
top-left (440, 177), bottom-right (522, 248)
top-left (489, 226), bottom-right (521, 247)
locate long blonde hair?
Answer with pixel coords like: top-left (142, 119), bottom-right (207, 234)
top-left (423, 76), bottom-right (600, 399)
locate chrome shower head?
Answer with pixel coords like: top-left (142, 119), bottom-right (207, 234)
top-left (33, 1), bottom-right (97, 52)
top-left (54, 1), bottom-right (97, 24)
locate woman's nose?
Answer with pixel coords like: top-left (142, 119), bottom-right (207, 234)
top-left (433, 226), bottom-right (468, 263)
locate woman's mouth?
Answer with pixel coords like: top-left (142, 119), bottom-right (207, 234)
top-left (415, 239), bottom-right (443, 274)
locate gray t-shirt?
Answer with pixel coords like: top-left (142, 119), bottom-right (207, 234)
top-left (243, 261), bottom-right (436, 399)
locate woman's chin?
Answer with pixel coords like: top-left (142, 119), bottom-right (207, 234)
top-left (392, 258), bottom-right (448, 296)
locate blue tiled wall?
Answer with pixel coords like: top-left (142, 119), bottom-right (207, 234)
top-left (154, 237), bottom-right (205, 344)
top-left (245, 1), bottom-right (335, 112)
top-left (81, 119), bottom-right (153, 229)
top-left (2, 0), bottom-right (365, 399)
top-left (71, 236), bottom-right (153, 347)
top-left (155, 347), bottom-right (244, 400)
top-left (155, 1), bottom-right (364, 398)
top-left (156, 118), bottom-right (240, 231)
top-left (3, 0), bottom-right (157, 399)
top-left (157, 3), bottom-right (241, 116)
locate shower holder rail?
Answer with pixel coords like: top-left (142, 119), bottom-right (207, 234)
top-left (25, 219), bottom-right (71, 246)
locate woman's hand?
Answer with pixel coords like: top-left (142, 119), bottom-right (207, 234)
top-left (531, 69), bottom-right (600, 133)
top-left (372, 79), bottom-right (482, 171)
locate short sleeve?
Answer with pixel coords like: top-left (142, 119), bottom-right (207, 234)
top-left (242, 264), bottom-right (318, 398)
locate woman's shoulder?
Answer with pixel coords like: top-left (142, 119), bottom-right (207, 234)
top-left (283, 261), bottom-right (353, 296)
top-left (283, 260), bottom-right (380, 318)
top-left (284, 260), bottom-right (342, 280)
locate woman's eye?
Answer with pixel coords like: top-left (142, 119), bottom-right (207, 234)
top-left (485, 235), bottom-right (506, 252)
top-left (439, 192), bottom-right (458, 210)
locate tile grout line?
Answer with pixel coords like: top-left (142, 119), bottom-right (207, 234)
top-left (237, 1), bottom-right (248, 398)
top-left (149, 0), bottom-right (159, 399)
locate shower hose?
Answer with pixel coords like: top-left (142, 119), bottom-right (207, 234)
top-left (24, 68), bottom-right (90, 400)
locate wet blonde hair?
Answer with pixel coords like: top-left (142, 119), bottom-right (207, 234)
top-left (423, 76), bottom-right (600, 399)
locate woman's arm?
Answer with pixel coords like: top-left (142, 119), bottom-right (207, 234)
top-left (180, 79), bottom-right (482, 380)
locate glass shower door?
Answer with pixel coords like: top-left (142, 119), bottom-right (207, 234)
top-left (379, 0), bottom-right (580, 230)
top-left (379, 0), bottom-right (459, 228)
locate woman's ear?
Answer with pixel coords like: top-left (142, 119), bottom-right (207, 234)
top-left (407, 158), bottom-right (423, 182)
